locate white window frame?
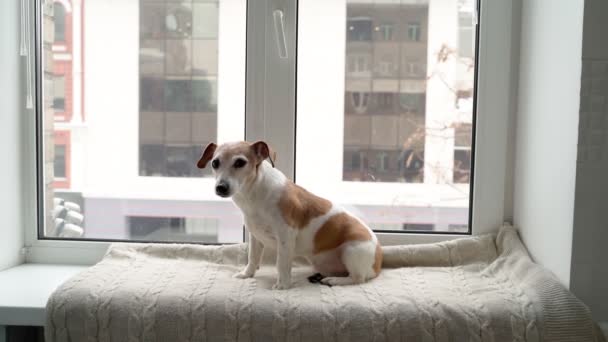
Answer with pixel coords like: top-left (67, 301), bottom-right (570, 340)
top-left (22, 0), bottom-right (518, 265)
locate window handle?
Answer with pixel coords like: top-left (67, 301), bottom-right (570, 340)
top-left (273, 9), bottom-right (288, 59)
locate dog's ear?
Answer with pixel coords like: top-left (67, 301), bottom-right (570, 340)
top-left (197, 143), bottom-right (217, 169)
top-left (251, 141), bottom-right (276, 166)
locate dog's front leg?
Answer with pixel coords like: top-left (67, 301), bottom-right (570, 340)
top-left (234, 232), bottom-right (264, 279)
top-left (273, 228), bottom-right (296, 290)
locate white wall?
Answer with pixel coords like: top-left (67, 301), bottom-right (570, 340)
top-left (570, 0), bottom-right (608, 321)
top-left (0, 0), bottom-right (25, 271)
top-left (513, 0), bottom-right (584, 286)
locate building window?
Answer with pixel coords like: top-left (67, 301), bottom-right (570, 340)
top-left (407, 62), bottom-right (416, 76)
top-left (371, 93), bottom-right (395, 114)
top-left (347, 18), bottom-right (372, 42)
top-left (459, 12), bottom-right (474, 59)
top-left (376, 23), bottom-right (394, 41)
top-left (378, 58), bottom-right (395, 76)
top-left (376, 151), bottom-right (389, 171)
top-left (397, 149), bottom-right (424, 182)
top-left (54, 145), bottom-right (66, 179)
top-left (357, 56), bottom-right (369, 72)
top-left (402, 223), bottom-right (434, 231)
top-left (128, 216), bottom-right (219, 243)
top-left (53, 75), bottom-right (65, 112)
top-left (139, 144), bottom-right (204, 177)
top-left (350, 151), bottom-right (361, 170)
top-left (407, 22), bottom-right (421, 41)
top-left (350, 92), bottom-right (370, 114)
top-left (348, 55), bottom-right (370, 74)
top-left (454, 123), bottom-right (472, 183)
top-left (54, 3), bottom-right (66, 42)
top-left (399, 93), bottom-right (425, 113)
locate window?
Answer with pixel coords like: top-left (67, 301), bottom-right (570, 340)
top-left (399, 93), bottom-right (425, 113)
top-left (459, 11), bottom-right (474, 59)
top-left (54, 3), bottom-right (66, 42)
top-left (402, 223), bottom-right (434, 231)
top-left (407, 22), bottom-right (421, 42)
top-left (348, 92), bottom-right (370, 114)
top-left (376, 151), bottom-right (389, 172)
top-left (454, 123), bottom-right (473, 183)
top-left (377, 58), bottom-right (395, 77)
top-left (370, 92), bottom-right (396, 114)
top-left (296, 0), bottom-right (478, 234)
top-left (128, 216), bottom-right (218, 243)
top-left (40, 0), bottom-right (245, 243)
top-left (54, 145), bottom-right (66, 179)
top-left (34, 0), bottom-right (520, 252)
top-left (347, 18), bottom-right (372, 42)
top-left (376, 23), bottom-right (394, 41)
top-left (347, 55), bottom-right (370, 75)
top-left (53, 75), bottom-right (65, 112)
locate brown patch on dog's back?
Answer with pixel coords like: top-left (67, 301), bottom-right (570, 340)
top-left (313, 213), bottom-right (372, 254)
top-left (279, 181), bottom-right (332, 229)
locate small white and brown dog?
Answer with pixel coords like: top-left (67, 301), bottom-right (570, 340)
top-left (197, 140), bottom-right (382, 290)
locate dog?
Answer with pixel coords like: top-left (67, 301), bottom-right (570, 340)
top-left (197, 141), bottom-right (382, 289)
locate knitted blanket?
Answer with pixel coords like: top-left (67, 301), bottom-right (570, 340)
top-left (45, 226), bottom-right (604, 342)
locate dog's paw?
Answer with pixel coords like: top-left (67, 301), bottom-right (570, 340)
top-left (307, 273), bottom-right (325, 284)
top-left (233, 269), bottom-right (254, 279)
top-left (272, 281), bottom-right (291, 290)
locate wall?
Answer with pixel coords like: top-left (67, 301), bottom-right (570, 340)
top-left (0, 0), bottom-right (25, 271)
top-left (513, 0), bottom-right (584, 286)
top-left (570, 0), bottom-right (608, 322)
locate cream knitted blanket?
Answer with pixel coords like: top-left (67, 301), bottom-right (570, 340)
top-left (45, 226), bottom-right (604, 342)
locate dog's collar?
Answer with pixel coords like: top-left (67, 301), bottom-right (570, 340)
top-left (268, 157), bottom-right (275, 168)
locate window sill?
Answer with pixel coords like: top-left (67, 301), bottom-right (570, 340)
top-left (0, 264), bottom-right (87, 326)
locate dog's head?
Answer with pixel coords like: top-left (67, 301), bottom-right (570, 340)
top-left (196, 141), bottom-right (276, 198)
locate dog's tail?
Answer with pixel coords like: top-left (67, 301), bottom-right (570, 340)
top-left (381, 233), bottom-right (496, 268)
top-left (381, 244), bottom-right (453, 268)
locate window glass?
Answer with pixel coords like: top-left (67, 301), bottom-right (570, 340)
top-left (407, 22), bottom-right (421, 41)
top-left (297, 0), bottom-right (477, 234)
top-left (42, 0), bottom-right (246, 243)
top-left (128, 216), bottom-right (219, 243)
top-left (454, 123), bottom-right (472, 183)
top-left (54, 145), bottom-right (66, 178)
top-left (54, 3), bottom-right (66, 42)
top-left (347, 18), bottom-right (373, 42)
top-left (376, 23), bottom-right (394, 41)
top-left (53, 75), bottom-right (65, 112)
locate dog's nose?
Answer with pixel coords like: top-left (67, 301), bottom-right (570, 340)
top-left (215, 182), bottom-right (230, 197)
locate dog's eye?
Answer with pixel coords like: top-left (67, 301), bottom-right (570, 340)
top-left (211, 159), bottom-right (220, 169)
top-left (233, 159), bottom-right (247, 169)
